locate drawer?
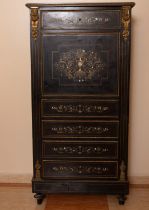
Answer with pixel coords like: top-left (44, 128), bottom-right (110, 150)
top-left (42, 160), bottom-right (118, 179)
top-left (41, 10), bottom-right (121, 30)
top-left (42, 120), bottom-right (119, 138)
top-left (42, 141), bottom-right (118, 159)
top-left (41, 99), bottom-right (119, 118)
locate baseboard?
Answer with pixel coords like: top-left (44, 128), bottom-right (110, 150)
top-left (0, 173), bottom-right (32, 184)
top-left (0, 174), bottom-right (148, 187)
top-left (129, 176), bottom-right (149, 187)
top-left (0, 183), bottom-right (31, 187)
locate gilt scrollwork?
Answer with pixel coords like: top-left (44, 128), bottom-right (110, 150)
top-left (50, 104), bottom-right (109, 114)
top-left (52, 165), bottom-right (109, 175)
top-left (55, 49), bottom-right (106, 83)
top-left (52, 145), bottom-right (109, 155)
top-left (51, 126), bottom-right (109, 135)
top-left (122, 6), bottom-right (131, 40)
top-left (30, 7), bottom-right (39, 40)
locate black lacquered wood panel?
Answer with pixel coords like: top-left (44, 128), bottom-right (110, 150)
top-left (42, 120), bottom-right (119, 138)
top-left (41, 10), bottom-right (121, 30)
top-left (42, 141), bottom-right (118, 159)
top-left (42, 160), bottom-right (118, 179)
top-left (42, 99), bottom-right (119, 118)
top-left (42, 33), bottom-right (120, 96)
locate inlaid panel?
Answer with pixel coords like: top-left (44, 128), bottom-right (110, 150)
top-left (42, 120), bottom-right (119, 138)
top-left (42, 10), bottom-right (121, 30)
top-left (42, 160), bottom-right (118, 179)
top-left (42, 141), bottom-right (118, 159)
top-left (42, 99), bottom-right (119, 117)
top-left (42, 33), bottom-right (120, 96)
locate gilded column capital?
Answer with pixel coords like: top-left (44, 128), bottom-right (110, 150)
top-left (122, 6), bottom-right (131, 40)
top-left (30, 7), bottom-right (39, 40)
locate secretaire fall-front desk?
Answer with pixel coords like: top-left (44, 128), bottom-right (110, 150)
top-left (26, 2), bottom-right (135, 205)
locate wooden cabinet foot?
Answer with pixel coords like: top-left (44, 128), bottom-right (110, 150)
top-left (118, 194), bottom-right (126, 205)
top-left (34, 193), bottom-right (45, 205)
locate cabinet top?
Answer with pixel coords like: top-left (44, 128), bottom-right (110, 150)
top-left (26, 2), bottom-right (135, 9)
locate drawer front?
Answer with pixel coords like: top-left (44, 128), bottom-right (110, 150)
top-left (41, 10), bottom-right (121, 30)
top-left (42, 99), bottom-right (119, 117)
top-left (42, 142), bottom-right (118, 159)
top-left (42, 160), bottom-right (118, 179)
top-left (42, 120), bottom-right (119, 138)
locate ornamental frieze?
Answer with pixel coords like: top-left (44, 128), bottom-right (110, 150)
top-left (52, 165), bottom-right (109, 175)
top-left (51, 126), bottom-right (109, 135)
top-left (50, 104), bottom-right (109, 114)
top-left (52, 145), bottom-right (109, 155)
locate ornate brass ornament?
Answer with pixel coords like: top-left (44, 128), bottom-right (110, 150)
top-left (55, 49), bottom-right (106, 83)
top-left (35, 160), bottom-right (41, 179)
top-left (52, 145), bottom-right (109, 155)
top-left (65, 16), bottom-right (110, 25)
top-left (51, 104), bottom-right (109, 114)
top-left (51, 126), bottom-right (109, 135)
top-left (122, 6), bottom-right (131, 40)
top-left (52, 165), bottom-right (109, 175)
top-left (120, 160), bottom-right (126, 181)
top-left (30, 7), bottom-right (39, 40)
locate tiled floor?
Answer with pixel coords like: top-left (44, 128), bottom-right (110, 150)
top-left (0, 186), bottom-right (149, 210)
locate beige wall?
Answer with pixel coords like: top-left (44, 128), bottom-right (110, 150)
top-left (0, 0), bottom-right (149, 180)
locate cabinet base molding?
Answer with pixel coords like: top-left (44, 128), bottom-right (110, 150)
top-left (0, 174), bottom-right (149, 187)
top-left (32, 179), bottom-right (129, 195)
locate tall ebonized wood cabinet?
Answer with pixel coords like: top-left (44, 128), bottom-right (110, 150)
top-left (26, 2), bottom-right (135, 205)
